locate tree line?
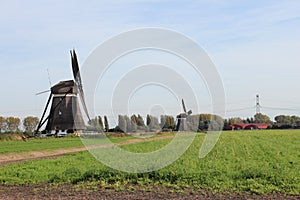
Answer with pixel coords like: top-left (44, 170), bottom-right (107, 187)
top-left (224, 113), bottom-right (272, 127)
top-left (0, 116), bottom-right (39, 133)
top-left (87, 115), bottom-right (109, 132)
top-left (224, 113), bottom-right (300, 129)
top-left (87, 114), bottom-right (224, 133)
top-left (1, 112), bottom-right (300, 135)
top-left (273, 115), bottom-right (300, 129)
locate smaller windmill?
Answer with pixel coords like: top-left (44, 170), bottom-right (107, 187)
top-left (176, 99), bottom-right (192, 131)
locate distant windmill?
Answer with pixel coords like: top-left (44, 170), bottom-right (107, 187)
top-left (176, 99), bottom-right (192, 131)
top-left (35, 50), bottom-right (90, 135)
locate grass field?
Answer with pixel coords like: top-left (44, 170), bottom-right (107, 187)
top-left (0, 137), bottom-right (83, 154)
top-left (0, 130), bottom-right (299, 194)
top-left (0, 134), bottom-right (137, 154)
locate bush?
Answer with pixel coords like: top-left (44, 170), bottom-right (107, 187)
top-left (0, 133), bottom-right (22, 141)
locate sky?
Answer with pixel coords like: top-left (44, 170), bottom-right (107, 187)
top-left (0, 0), bottom-right (300, 125)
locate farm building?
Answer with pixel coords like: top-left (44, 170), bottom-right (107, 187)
top-left (224, 123), bottom-right (271, 130)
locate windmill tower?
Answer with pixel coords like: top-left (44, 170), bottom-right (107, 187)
top-left (35, 50), bottom-right (90, 135)
top-left (176, 99), bottom-right (192, 131)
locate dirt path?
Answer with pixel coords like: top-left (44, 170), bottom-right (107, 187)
top-left (0, 135), bottom-right (174, 166)
top-left (0, 184), bottom-right (299, 200)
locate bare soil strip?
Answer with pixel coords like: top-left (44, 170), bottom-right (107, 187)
top-left (0, 135), bottom-right (174, 166)
top-left (0, 184), bottom-right (299, 200)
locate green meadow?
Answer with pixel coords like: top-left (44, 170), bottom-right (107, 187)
top-left (0, 130), bottom-right (299, 194)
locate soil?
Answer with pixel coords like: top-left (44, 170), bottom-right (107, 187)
top-left (0, 184), bottom-right (299, 200)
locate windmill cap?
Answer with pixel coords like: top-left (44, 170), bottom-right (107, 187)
top-left (51, 80), bottom-right (78, 94)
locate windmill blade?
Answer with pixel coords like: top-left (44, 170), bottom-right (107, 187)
top-left (70, 49), bottom-right (90, 121)
top-left (71, 49), bottom-right (80, 83)
top-left (36, 89), bottom-right (50, 95)
top-left (78, 89), bottom-right (91, 121)
top-left (182, 99), bottom-right (187, 113)
top-left (35, 92), bottom-right (52, 134)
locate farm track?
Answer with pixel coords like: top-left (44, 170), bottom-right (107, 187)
top-left (0, 135), bottom-right (174, 166)
top-left (0, 184), bottom-right (299, 200)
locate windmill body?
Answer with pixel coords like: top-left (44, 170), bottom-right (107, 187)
top-left (35, 50), bottom-right (90, 135)
top-left (176, 114), bottom-right (188, 131)
top-left (176, 99), bottom-right (192, 131)
top-left (45, 80), bottom-right (86, 132)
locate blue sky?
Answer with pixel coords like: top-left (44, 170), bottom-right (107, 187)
top-left (0, 0), bottom-right (300, 124)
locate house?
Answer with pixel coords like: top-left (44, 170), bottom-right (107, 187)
top-left (224, 123), bottom-right (271, 130)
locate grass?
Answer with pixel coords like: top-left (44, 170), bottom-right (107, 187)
top-left (0, 133), bottom-right (23, 141)
top-left (0, 134), bottom-right (137, 154)
top-left (0, 137), bottom-right (83, 154)
top-left (0, 130), bottom-right (299, 194)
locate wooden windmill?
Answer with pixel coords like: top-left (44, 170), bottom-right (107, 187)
top-left (35, 50), bottom-right (90, 135)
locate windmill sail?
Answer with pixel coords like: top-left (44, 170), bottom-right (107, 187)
top-left (71, 50), bottom-right (90, 121)
top-left (182, 99), bottom-right (187, 113)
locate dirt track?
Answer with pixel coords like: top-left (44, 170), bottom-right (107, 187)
top-left (0, 184), bottom-right (299, 200)
top-left (0, 135), bottom-right (174, 166)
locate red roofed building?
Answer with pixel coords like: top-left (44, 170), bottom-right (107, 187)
top-left (224, 123), bottom-right (271, 130)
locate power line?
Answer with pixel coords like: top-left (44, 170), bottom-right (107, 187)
top-left (262, 106), bottom-right (300, 111)
top-left (224, 107), bottom-right (255, 113)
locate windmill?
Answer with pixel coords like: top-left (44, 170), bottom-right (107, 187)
top-left (176, 99), bottom-right (192, 131)
top-left (35, 50), bottom-right (90, 136)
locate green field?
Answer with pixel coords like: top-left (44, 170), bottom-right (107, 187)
top-left (0, 135), bottom-right (137, 154)
top-left (0, 130), bottom-right (299, 194)
top-left (0, 137), bottom-right (83, 154)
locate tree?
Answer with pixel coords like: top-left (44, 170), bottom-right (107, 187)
top-left (88, 116), bottom-right (103, 132)
top-left (161, 115), bottom-right (175, 130)
top-left (198, 114), bottom-right (212, 131)
top-left (137, 114), bottom-right (145, 128)
top-left (167, 116), bottom-right (175, 130)
top-left (23, 116), bottom-right (39, 133)
top-left (0, 116), bottom-right (7, 132)
top-left (151, 116), bottom-right (160, 131)
top-left (146, 114), bottom-right (160, 132)
top-left (146, 114), bottom-right (151, 126)
top-left (228, 117), bottom-right (243, 125)
top-left (104, 115), bottom-right (109, 132)
top-left (274, 115), bottom-right (300, 128)
top-left (98, 116), bottom-right (104, 132)
top-left (124, 115), bottom-right (131, 132)
top-left (254, 113), bottom-right (271, 124)
top-left (223, 119), bottom-right (229, 127)
top-left (186, 115), bottom-right (200, 131)
top-left (291, 115), bottom-right (300, 127)
top-left (88, 118), bottom-right (96, 127)
top-left (131, 115), bottom-right (138, 132)
top-left (274, 115), bottom-right (291, 127)
top-left (210, 115), bottom-right (224, 131)
top-left (6, 117), bottom-right (20, 132)
top-left (118, 115), bottom-right (126, 133)
top-left (198, 120), bottom-right (206, 131)
top-left (160, 115), bottom-right (166, 129)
